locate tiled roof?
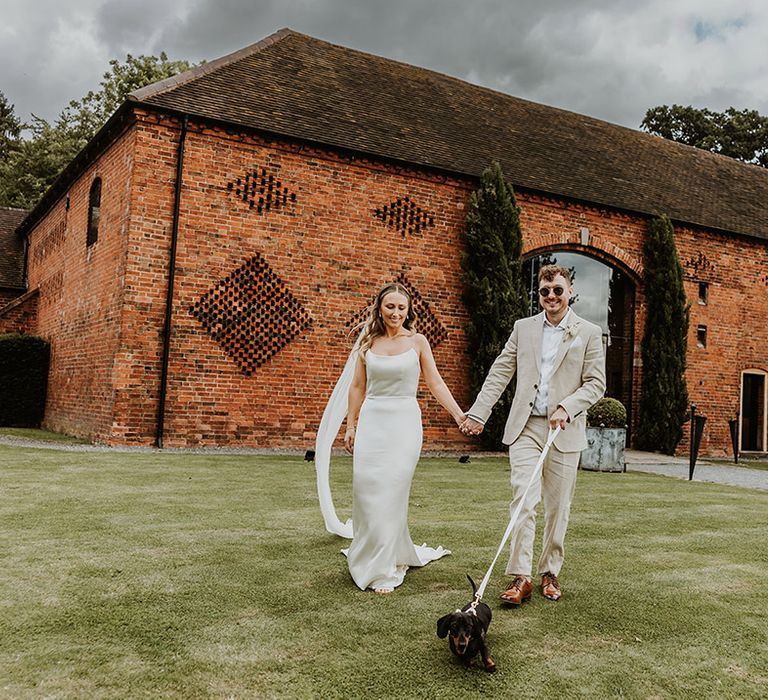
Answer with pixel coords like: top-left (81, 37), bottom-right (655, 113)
top-left (131, 29), bottom-right (768, 241)
top-left (0, 207), bottom-right (26, 289)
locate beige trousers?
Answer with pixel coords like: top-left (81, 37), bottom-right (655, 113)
top-left (504, 416), bottom-right (579, 577)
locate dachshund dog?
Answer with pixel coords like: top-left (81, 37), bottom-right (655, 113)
top-left (436, 576), bottom-right (496, 672)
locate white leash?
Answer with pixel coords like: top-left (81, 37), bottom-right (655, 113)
top-left (473, 426), bottom-right (561, 603)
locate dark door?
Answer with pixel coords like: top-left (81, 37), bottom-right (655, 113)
top-left (741, 372), bottom-right (766, 452)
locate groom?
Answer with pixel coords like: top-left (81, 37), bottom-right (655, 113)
top-left (460, 264), bottom-right (605, 604)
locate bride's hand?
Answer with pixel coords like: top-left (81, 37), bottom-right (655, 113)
top-left (454, 412), bottom-right (467, 427)
top-left (344, 427), bottom-right (355, 454)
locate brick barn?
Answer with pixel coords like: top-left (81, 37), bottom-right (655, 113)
top-left (2, 29), bottom-right (767, 456)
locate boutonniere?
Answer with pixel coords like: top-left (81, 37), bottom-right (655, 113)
top-left (563, 323), bottom-right (578, 342)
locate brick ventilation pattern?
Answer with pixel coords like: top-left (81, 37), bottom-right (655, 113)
top-left (227, 166), bottom-right (298, 214)
top-left (373, 196), bottom-right (435, 236)
top-left (684, 251), bottom-right (714, 273)
top-left (346, 273), bottom-right (448, 348)
top-left (190, 254), bottom-right (312, 374)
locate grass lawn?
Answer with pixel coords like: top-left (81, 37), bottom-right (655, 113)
top-left (0, 427), bottom-right (88, 444)
top-left (1, 446), bottom-right (766, 699)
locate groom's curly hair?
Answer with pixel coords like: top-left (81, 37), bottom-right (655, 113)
top-left (356, 282), bottom-right (416, 354)
top-left (538, 264), bottom-right (572, 284)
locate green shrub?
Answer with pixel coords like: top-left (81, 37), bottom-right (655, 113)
top-left (635, 214), bottom-right (689, 453)
top-left (461, 161), bottom-right (529, 450)
top-left (587, 397), bottom-right (627, 428)
top-left (0, 334), bottom-right (50, 427)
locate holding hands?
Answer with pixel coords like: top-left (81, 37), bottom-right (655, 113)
top-left (459, 415), bottom-right (484, 436)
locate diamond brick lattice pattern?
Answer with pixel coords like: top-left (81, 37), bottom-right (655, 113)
top-left (346, 273), bottom-right (448, 348)
top-left (191, 254), bottom-right (312, 374)
top-left (227, 166), bottom-right (297, 214)
top-left (374, 196), bottom-right (435, 236)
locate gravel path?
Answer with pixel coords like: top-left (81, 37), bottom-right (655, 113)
top-left (625, 449), bottom-right (768, 491)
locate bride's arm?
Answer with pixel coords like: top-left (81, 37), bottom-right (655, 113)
top-left (344, 355), bottom-right (366, 454)
top-left (415, 334), bottom-right (465, 426)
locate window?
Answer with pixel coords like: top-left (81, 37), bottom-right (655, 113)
top-left (87, 177), bottom-right (102, 246)
top-left (698, 281), bottom-right (708, 305)
top-left (696, 325), bottom-right (707, 348)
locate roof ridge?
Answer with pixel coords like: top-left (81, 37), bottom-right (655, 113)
top-left (128, 27), bottom-right (296, 103)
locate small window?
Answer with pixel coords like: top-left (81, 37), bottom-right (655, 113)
top-left (696, 325), bottom-right (707, 348)
top-left (87, 177), bottom-right (102, 247)
top-left (698, 282), bottom-right (708, 305)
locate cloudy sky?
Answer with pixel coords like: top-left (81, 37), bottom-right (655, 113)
top-left (2, 0), bottom-right (767, 131)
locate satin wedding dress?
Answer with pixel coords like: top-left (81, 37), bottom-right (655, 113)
top-left (343, 348), bottom-right (449, 591)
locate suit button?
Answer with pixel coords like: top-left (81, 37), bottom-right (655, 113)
top-left (534, 384), bottom-right (538, 389)
top-left (529, 402), bottom-right (534, 407)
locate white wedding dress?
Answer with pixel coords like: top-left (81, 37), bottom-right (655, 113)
top-left (344, 348), bottom-right (449, 591)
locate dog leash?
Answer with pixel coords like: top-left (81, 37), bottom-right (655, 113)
top-left (472, 426), bottom-right (561, 604)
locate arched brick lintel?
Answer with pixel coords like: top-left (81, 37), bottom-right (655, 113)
top-left (523, 238), bottom-right (644, 285)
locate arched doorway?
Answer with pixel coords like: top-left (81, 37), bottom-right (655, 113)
top-left (523, 251), bottom-right (636, 435)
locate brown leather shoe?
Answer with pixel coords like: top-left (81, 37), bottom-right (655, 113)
top-left (500, 576), bottom-right (532, 605)
top-left (541, 572), bottom-right (561, 601)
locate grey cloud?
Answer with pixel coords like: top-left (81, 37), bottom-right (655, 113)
top-left (2, 0), bottom-right (768, 133)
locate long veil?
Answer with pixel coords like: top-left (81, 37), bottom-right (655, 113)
top-left (314, 336), bottom-right (361, 538)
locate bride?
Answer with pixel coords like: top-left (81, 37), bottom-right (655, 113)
top-left (317, 282), bottom-right (466, 594)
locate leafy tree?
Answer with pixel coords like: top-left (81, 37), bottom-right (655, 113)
top-left (635, 214), bottom-right (690, 454)
top-left (462, 161), bottom-right (529, 450)
top-left (641, 104), bottom-right (768, 167)
top-left (59, 52), bottom-right (193, 142)
top-left (0, 91), bottom-right (23, 160)
top-left (0, 53), bottom-right (193, 208)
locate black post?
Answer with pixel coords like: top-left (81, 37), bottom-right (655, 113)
top-left (688, 403), bottom-right (696, 480)
top-left (689, 405), bottom-right (706, 480)
top-left (728, 418), bottom-right (739, 464)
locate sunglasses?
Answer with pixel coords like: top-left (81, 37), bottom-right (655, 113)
top-left (538, 286), bottom-right (565, 297)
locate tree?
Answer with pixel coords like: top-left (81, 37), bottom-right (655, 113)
top-left (0, 53), bottom-right (193, 209)
top-left (641, 104), bottom-right (768, 167)
top-left (0, 91), bottom-right (23, 161)
top-left (59, 52), bottom-right (194, 142)
top-left (461, 161), bottom-right (529, 450)
top-left (635, 214), bottom-right (690, 454)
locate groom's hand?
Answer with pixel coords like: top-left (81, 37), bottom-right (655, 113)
top-left (550, 406), bottom-right (569, 431)
top-left (459, 416), bottom-right (484, 436)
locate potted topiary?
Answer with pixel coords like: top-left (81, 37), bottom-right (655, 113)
top-left (580, 397), bottom-right (627, 472)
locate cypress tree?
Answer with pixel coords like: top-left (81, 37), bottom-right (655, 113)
top-left (461, 161), bottom-right (529, 450)
top-left (636, 214), bottom-right (690, 454)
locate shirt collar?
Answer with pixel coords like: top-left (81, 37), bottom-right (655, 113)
top-left (543, 308), bottom-right (572, 330)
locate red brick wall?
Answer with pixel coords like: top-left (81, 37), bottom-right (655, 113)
top-left (676, 226), bottom-right (768, 456)
top-left (0, 289), bottom-right (38, 334)
top-left (111, 111), bottom-right (476, 448)
top-left (20, 108), bottom-right (768, 455)
top-left (22, 125), bottom-right (137, 441)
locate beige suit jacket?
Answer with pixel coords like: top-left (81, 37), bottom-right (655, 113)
top-left (468, 311), bottom-right (606, 452)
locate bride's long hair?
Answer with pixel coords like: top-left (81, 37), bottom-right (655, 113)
top-left (356, 283), bottom-right (416, 354)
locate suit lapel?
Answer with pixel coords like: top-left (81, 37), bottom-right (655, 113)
top-left (531, 312), bottom-right (544, 373)
top-left (549, 311), bottom-right (581, 376)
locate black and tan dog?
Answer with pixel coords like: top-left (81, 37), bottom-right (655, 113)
top-left (436, 576), bottom-right (496, 672)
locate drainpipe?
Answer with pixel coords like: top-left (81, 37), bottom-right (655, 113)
top-left (156, 113), bottom-right (188, 448)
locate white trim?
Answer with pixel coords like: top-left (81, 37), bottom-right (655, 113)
top-left (739, 369), bottom-right (767, 452)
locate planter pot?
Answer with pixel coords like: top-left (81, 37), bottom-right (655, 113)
top-left (580, 427), bottom-right (626, 472)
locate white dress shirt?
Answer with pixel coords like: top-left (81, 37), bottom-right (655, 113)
top-left (531, 309), bottom-right (572, 416)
